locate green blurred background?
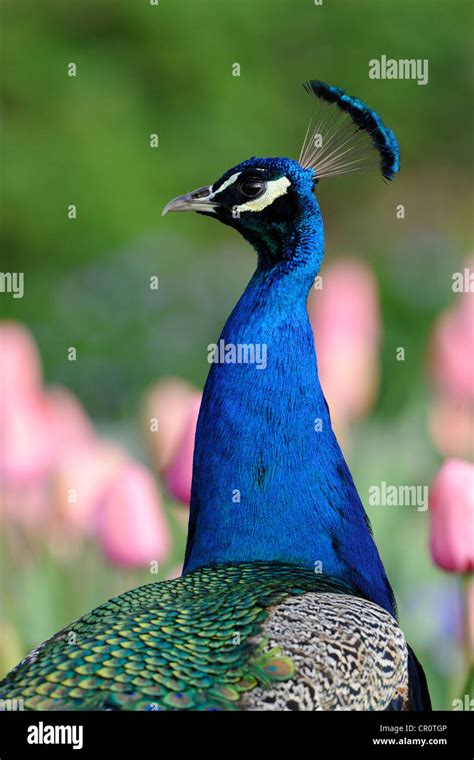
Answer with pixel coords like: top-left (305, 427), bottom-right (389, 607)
top-left (1, 0), bottom-right (473, 709)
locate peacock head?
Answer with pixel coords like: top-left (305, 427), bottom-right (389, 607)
top-left (162, 81), bottom-right (400, 252)
top-left (162, 156), bottom-right (317, 234)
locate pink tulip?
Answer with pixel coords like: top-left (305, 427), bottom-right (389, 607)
top-left (0, 322), bottom-right (57, 487)
top-left (51, 439), bottom-right (127, 531)
top-left (1, 481), bottom-right (49, 528)
top-left (95, 463), bottom-right (171, 567)
top-left (428, 397), bottom-right (474, 459)
top-left (430, 291), bottom-right (474, 403)
top-left (172, 505), bottom-right (190, 529)
top-left (47, 386), bottom-right (95, 451)
top-left (0, 389), bottom-right (56, 487)
top-left (142, 378), bottom-right (197, 472)
top-left (164, 394), bottom-right (201, 505)
top-left (308, 259), bottom-right (380, 424)
top-left (0, 321), bottom-right (43, 395)
top-left (166, 564), bottom-right (184, 580)
top-left (429, 459), bottom-right (474, 573)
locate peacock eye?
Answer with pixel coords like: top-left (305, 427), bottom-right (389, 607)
top-left (239, 177), bottom-right (266, 198)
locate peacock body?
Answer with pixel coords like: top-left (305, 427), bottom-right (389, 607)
top-left (0, 81), bottom-right (431, 711)
top-left (1, 565), bottom-right (413, 711)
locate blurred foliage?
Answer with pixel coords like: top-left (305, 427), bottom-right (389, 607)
top-left (1, 0), bottom-right (473, 709)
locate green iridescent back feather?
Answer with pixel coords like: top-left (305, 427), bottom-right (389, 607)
top-left (0, 563), bottom-right (353, 711)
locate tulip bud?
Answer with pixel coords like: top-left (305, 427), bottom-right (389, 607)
top-left (142, 378), bottom-right (197, 472)
top-left (164, 394), bottom-right (201, 505)
top-left (429, 459), bottom-right (474, 573)
top-left (307, 259), bottom-right (380, 425)
top-left (95, 462), bottom-right (171, 567)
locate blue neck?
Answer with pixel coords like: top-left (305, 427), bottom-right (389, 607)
top-left (184, 199), bottom-right (396, 617)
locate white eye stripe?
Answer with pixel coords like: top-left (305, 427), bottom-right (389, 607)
top-left (234, 176), bottom-right (291, 213)
top-left (209, 172), bottom-right (241, 198)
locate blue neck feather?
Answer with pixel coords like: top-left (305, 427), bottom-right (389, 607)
top-left (184, 190), bottom-right (396, 617)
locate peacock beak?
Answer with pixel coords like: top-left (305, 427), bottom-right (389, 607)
top-left (161, 186), bottom-right (217, 216)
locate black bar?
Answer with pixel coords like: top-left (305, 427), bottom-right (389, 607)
top-left (0, 710), bottom-right (472, 758)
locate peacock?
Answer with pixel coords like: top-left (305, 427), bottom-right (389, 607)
top-left (0, 81), bottom-right (431, 711)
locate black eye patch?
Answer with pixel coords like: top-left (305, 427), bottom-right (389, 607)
top-left (237, 175), bottom-right (267, 199)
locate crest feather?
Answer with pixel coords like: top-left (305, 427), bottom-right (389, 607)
top-left (299, 80), bottom-right (400, 181)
